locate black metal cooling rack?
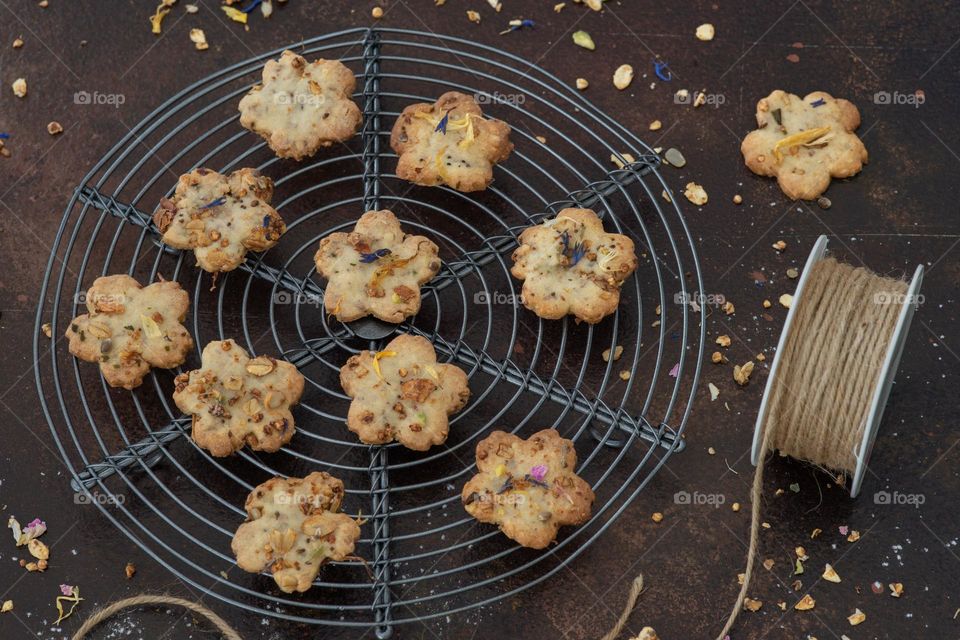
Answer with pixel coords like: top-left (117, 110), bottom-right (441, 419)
top-left (34, 27), bottom-right (705, 638)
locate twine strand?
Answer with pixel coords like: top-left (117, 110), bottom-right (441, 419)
top-left (715, 258), bottom-right (907, 640)
top-left (72, 595), bottom-right (243, 640)
top-left (600, 574), bottom-right (645, 640)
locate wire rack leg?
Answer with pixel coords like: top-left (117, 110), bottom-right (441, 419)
top-left (368, 446), bottom-right (394, 639)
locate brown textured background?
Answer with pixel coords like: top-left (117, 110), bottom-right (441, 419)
top-left (1, 1), bottom-right (958, 639)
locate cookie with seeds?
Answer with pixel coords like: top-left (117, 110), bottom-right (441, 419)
top-left (232, 472), bottom-right (361, 594)
top-left (340, 333), bottom-right (470, 450)
top-left (461, 429), bottom-right (595, 549)
top-left (741, 90), bottom-right (868, 200)
top-left (390, 91), bottom-right (513, 192)
top-left (511, 208), bottom-right (638, 324)
top-left (314, 209), bottom-right (441, 323)
top-left (153, 168), bottom-right (285, 273)
top-left (65, 275), bottom-right (193, 390)
top-left (173, 339), bottom-right (305, 457)
top-left (238, 50), bottom-right (362, 160)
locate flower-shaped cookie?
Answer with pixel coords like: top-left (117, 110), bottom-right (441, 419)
top-left (340, 334), bottom-right (470, 451)
top-left (173, 339), bottom-right (305, 457)
top-left (238, 50), bottom-right (362, 160)
top-left (741, 90), bottom-right (868, 200)
top-left (65, 275), bottom-right (193, 390)
top-left (314, 210), bottom-right (441, 323)
top-left (232, 472), bottom-right (361, 593)
top-left (461, 429), bottom-right (595, 549)
top-left (153, 168), bottom-right (285, 273)
top-left (390, 91), bottom-right (513, 192)
top-left (511, 208), bottom-right (638, 324)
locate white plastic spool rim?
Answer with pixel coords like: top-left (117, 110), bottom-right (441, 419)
top-left (751, 235), bottom-right (924, 498)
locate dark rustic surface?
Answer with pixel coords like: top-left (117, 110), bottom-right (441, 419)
top-left (1, 1), bottom-right (958, 639)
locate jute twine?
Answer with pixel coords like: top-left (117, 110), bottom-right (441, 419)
top-left (715, 257), bottom-right (908, 640)
top-left (73, 576), bottom-right (646, 640)
top-left (72, 595), bottom-right (242, 640)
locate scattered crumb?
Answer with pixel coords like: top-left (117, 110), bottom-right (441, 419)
top-left (613, 64), bottom-right (634, 90)
top-left (466, 10), bottom-right (481, 23)
top-left (733, 194), bottom-right (742, 204)
top-left (372, 6), bottom-right (384, 18)
top-left (715, 335), bottom-right (731, 348)
top-left (125, 562), bottom-right (136, 579)
top-left (711, 351), bottom-right (726, 364)
top-left (618, 370), bottom-right (630, 381)
top-left (847, 608), bottom-right (866, 626)
top-left (695, 23), bottom-right (715, 41)
top-left (822, 563), bottom-right (841, 583)
top-left (575, 77), bottom-right (589, 90)
top-left (602, 345), bottom-right (624, 362)
top-left (683, 182), bottom-right (708, 205)
top-left (722, 301), bottom-right (735, 315)
top-left (779, 294), bottom-right (793, 309)
top-left (13, 36), bottom-right (24, 48)
top-left (46, 121), bottom-right (63, 135)
top-left (733, 361), bottom-right (755, 386)
top-left (772, 240), bottom-right (786, 251)
top-left (794, 594), bottom-right (816, 611)
top-left (41, 323), bottom-right (52, 338)
top-left (649, 119), bottom-right (662, 131)
top-left (743, 597), bottom-right (762, 612)
top-left (731, 502), bottom-right (741, 512)
top-left (12, 77), bottom-right (27, 98)
top-left (762, 299), bottom-right (772, 308)
top-left (651, 512), bottom-right (663, 523)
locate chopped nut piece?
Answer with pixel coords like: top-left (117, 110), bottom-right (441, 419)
top-left (246, 356), bottom-right (276, 376)
top-left (649, 120), bottom-right (662, 131)
top-left (12, 37), bottom-right (23, 48)
top-left (888, 582), bottom-right (903, 597)
top-left (762, 299), bottom-right (772, 308)
top-left (0, 600), bottom-right (11, 613)
top-left (715, 335), bottom-right (731, 348)
top-left (763, 558), bottom-right (775, 570)
top-left (575, 77), bottom-right (589, 90)
top-left (847, 608), bottom-right (866, 625)
top-left (772, 240), bottom-right (787, 251)
top-left (733, 194), bottom-right (743, 204)
top-left (756, 353), bottom-right (766, 362)
top-left (794, 594), bottom-right (816, 611)
top-left (12, 77), bottom-right (27, 98)
top-left (125, 562), bottom-right (136, 579)
top-left (554, 2), bottom-right (566, 11)
top-left (47, 121), bottom-right (63, 135)
top-left (683, 182), bottom-right (708, 205)
top-left (779, 293), bottom-right (793, 308)
top-left (711, 351), bottom-right (725, 364)
top-left (722, 301), bottom-right (735, 315)
top-left (695, 23), bottom-right (715, 41)
top-left (602, 345), bottom-right (624, 362)
top-left (743, 597), bottom-right (762, 611)
top-left (795, 546), bottom-right (808, 560)
top-left (651, 512), bottom-right (663, 523)
top-left (619, 370), bottom-right (631, 381)
top-left (732, 502), bottom-right (741, 512)
top-left (846, 529), bottom-right (860, 542)
top-left (822, 563), bottom-right (841, 583)
top-left (733, 361), bottom-right (755, 386)
top-left (372, 6), bottom-right (384, 18)
top-left (41, 322), bottom-right (52, 338)
top-left (466, 10), bottom-right (480, 23)
top-left (613, 64), bottom-right (634, 90)
top-left (189, 28), bottom-right (209, 50)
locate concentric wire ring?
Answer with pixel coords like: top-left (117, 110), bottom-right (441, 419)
top-left (34, 28), bottom-right (705, 634)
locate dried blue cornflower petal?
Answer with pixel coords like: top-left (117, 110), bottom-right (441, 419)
top-left (241, 0), bottom-right (262, 12)
top-left (810, 98), bottom-right (826, 108)
top-left (359, 248), bottom-right (392, 263)
top-left (435, 110), bottom-right (451, 134)
top-left (200, 197), bottom-right (226, 210)
top-left (653, 60), bottom-right (672, 81)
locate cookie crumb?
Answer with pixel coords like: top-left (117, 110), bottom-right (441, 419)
top-left (12, 36), bottom-right (23, 48)
top-left (602, 345), bottom-right (623, 362)
top-left (554, 2), bottom-right (566, 12)
top-left (779, 293), bottom-right (793, 308)
top-left (41, 322), bottom-right (52, 338)
top-left (190, 28), bottom-right (209, 50)
top-left (683, 182), bottom-right (708, 205)
top-left (733, 361), bottom-right (755, 386)
top-left (12, 77), bottom-right (27, 98)
top-left (651, 512), bottom-right (663, 523)
top-left (125, 562), bottom-right (136, 579)
top-left (619, 370), bottom-right (631, 381)
top-left (847, 608), bottom-right (866, 626)
top-left (46, 121), bottom-right (63, 135)
top-left (575, 77), bottom-right (588, 90)
top-left (372, 6), bottom-right (384, 18)
top-left (732, 502), bottom-right (741, 512)
top-left (649, 119), bottom-right (662, 131)
top-left (466, 10), bottom-right (481, 22)
top-left (722, 300), bottom-right (735, 315)
top-left (572, 30), bottom-right (595, 50)
top-left (1, 600), bottom-right (12, 613)
top-left (763, 299), bottom-right (772, 308)
top-left (772, 239), bottom-right (786, 251)
top-left (711, 351), bottom-right (725, 364)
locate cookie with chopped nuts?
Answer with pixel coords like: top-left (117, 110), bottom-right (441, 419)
top-left (741, 90), bottom-right (868, 200)
top-left (231, 472), bottom-right (361, 593)
top-left (340, 333), bottom-right (470, 450)
top-left (238, 50), bottom-right (362, 160)
top-left (65, 275), bottom-right (193, 390)
top-left (462, 428), bottom-right (595, 549)
top-left (390, 91), bottom-right (513, 192)
top-left (173, 339), bottom-right (305, 457)
top-left (314, 209), bottom-right (441, 323)
top-left (511, 208), bottom-right (638, 324)
top-left (154, 168), bottom-right (285, 273)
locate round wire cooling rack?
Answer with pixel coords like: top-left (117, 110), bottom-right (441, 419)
top-left (34, 28), bottom-right (705, 637)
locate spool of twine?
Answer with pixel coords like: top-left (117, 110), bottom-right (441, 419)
top-left (715, 257), bottom-right (909, 640)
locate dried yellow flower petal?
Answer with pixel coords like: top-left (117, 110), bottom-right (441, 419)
top-left (190, 28), bottom-right (209, 50)
top-left (847, 608), bottom-right (866, 625)
top-left (889, 582), bottom-right (903, 597)
top-left (822, 563), bottom-right (841, 583)
top-left (222, 6), bottom-right (248, 23)
top-left (773, 126), bottom-right (832, 164)
top-left (794, 594), bottom-right (816, 611)
top-left (743, 597), bottom-right (762, 611)
top-left (150, 4), bottom-right (171, 34)
top-left (140, 314), bottom-right (162, 339)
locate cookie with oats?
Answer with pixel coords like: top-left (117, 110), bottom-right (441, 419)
top-left (173, 339), bottom-right (305, 457)
top-left (153, 167), bottom-right (285, 273)
top-left (741, 90), bottom-right (868, 200)
top-left (65, 275), bottom-right (193, 390)
top-left (461, 428), bottom-right (595, 549)
top-left (390, 91), bottom-right (513, 192)
top-left (232, 471), bottom-right (361, 594)
top-left (314, 209), bottom-right (441, 323)
top-left (340, 333), bottom-right (470, 451)
top-left (511, 208), bottom-right (638, 324)
top-left (238, 50), bottom-right (362, 160)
